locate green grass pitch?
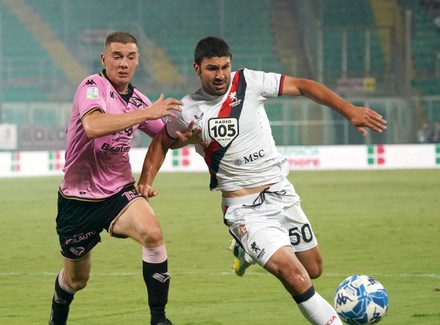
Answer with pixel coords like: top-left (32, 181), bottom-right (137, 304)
top-left (0, 169), bottom-right (439, 324)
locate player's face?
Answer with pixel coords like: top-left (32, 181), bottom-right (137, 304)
top-left (194, 56), bottom-right (231, 96)
top-left (101, 42), bottom-right (139, 93)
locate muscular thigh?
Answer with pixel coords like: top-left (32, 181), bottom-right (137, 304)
top-left (110, 198), bottom-right (162, 246)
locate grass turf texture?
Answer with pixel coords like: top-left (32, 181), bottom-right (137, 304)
top-left (0, 170), bottom-right (439, 324)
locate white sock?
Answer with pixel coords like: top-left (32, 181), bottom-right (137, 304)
top-left (58, 269), bottom-right (75, 294)
top-left (244, 251), bottom-right (255, 264)
top-left (297, 291), bottom-right (342, 325)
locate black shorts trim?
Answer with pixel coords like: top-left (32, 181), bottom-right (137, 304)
top-left (58, 182), bottom-right (135, 202)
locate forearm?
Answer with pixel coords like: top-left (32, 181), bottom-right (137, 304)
top-left (298, 79), bottom-right (355, 118)
top-left (138, 129), bottom-right (174, 189)
top-left (169, 137), bottom-right (188, 149)
top-left (282, 76), bottom-right (387, 136)
top-left (283, 77), bottom-right (355, 118)
top-left (138, 145), bottom-right (167, 187)
top-left (82, 109), bottom-right (152, 139)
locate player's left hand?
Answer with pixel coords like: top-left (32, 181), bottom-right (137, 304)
top-left (349, 107), bottom-right (387, 137)
top-left (136, 184), bottom-right (158, 199)
top-left (175, 120), bottom-right (208, 146)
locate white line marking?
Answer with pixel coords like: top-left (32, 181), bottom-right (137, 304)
top-left (0, 271), bottom-right (439, 278)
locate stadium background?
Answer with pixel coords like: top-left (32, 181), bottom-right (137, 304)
top-left (0, 0), bottom-right (439, 151)
top-left (0, 2), bottom-right (439, 324)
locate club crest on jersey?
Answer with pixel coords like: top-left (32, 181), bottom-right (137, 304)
top-left (229, 92), bottom-right (242, 108)
top-left (129, 96), bottom-right (145, 108)
top-left (208, 117), bottom-right (239, 147)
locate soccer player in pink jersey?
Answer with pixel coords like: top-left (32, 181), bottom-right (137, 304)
top-left (48, 31), bottom-right (182, 325)
top-left (137, 37), bottom-right (387, 324)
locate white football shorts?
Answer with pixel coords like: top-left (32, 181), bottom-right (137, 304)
top-left (222, 179), bottom-right (318, 267)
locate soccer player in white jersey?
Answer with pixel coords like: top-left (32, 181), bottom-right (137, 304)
top-left (137, 36), bottom-right (387, 324)
top-left (48, 31), bottom-right (183, 325)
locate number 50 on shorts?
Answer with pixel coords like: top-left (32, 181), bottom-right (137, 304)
top-left (289, 224), bottom-right (314, 246)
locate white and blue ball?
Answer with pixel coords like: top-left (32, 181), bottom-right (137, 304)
top-left (334, 274), bottom-right (389, 324)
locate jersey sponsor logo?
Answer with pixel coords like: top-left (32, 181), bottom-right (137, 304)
top-left (190, 112), bottom-right (204, 130)
top-left (204, 69), bottom-right (246, 189)
top-left (84, 79), bottom-right (96, 86)
top-left (101, 143), bottom-right (130, 153)
top-left (86, 87), bottom-right (99, 99)
top-left (234, 149), bottom-right (265, 165)
top-left (112, 127), bottom-right (133, 141)
top-left (194, 112), bottom-right (204, 121)
top-left (110, 127), bottom-right (133, 145)
top-left (208, 117), bottom-right (239, 147)
top-left (65, 231), bottom-right (96, 245)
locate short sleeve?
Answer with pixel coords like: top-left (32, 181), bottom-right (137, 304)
top-left (74, 75), bottom-right (107, 118)
top-left (165, 111), bottom-right (188, 139)
top-left (243, 69), bottom-right (283, 99)
top-left (138, 118), bottom-right (165, 138)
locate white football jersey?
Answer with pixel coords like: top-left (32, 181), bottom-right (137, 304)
top-left (166, 68), bottom-right (289, 191)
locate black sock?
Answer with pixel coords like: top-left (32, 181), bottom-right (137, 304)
top-left (49, 274), bottom-right (74, 324)
top-left (292, 285), bottom-right (315, 304)
top-left (143, 260), bottom-right (170, 325)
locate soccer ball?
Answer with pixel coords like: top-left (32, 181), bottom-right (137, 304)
top-left (334, 274), bottom-right (389, 324)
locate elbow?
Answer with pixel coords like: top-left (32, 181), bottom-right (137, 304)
top-left (82, 124), bottom-right (99, 139)
top-left (297, 79), bottom-right (318, 96)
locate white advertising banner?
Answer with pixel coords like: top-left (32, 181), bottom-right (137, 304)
top-left (0, 124), bottom-right (17, 150)
top-left (0, 144), bottom-right (439, 178)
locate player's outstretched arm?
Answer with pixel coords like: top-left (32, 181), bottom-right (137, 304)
top-left (137, 127), bottom-right (176, 198)
top-left (82, 94), bottom-right (183, 139)
top-left (281, 76), bottom-right (387, 137)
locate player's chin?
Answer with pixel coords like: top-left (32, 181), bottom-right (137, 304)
top-left (117, 76), bottom-right (130, 83)
top-left (211, 85), bottom-right (228, 96)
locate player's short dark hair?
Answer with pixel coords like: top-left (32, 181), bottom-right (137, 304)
top-left (194, 36), bottom-right (232, 65)
top-left (104, 31), bottom-right (138, 47)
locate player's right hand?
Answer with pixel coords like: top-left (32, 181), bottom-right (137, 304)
top-left (147, 94), bottom-right (183, 120)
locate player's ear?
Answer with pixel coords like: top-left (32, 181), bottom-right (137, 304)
top-left (100, 53), bottom-right (105, 67)
top-left (193, 62), bottom-right (201, 75)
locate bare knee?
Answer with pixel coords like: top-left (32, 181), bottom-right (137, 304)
top-left (63, 254), bottom-right (91, 292)
top-left (306, 261), bottom-right (323, 279)
top-left (296, 248), bottom-right (323, 279)
top-left (65, 273), bottom-right (89, 292)
top-left (265, 251), bottom-right (313, 296)
top-left (278, 266), bottom-right (313, 296)
top-left (138, 224), bottom-right (163, 247)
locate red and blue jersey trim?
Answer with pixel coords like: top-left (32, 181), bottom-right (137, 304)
top-left (203, 69), bottom-right (247, 190)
